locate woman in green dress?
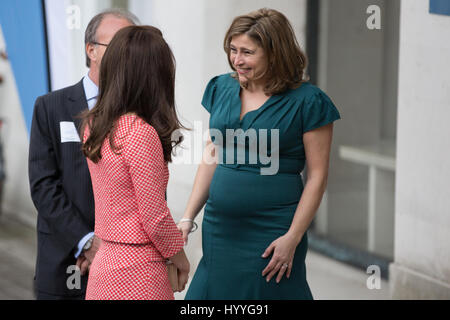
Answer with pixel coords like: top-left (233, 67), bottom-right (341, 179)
top-left (179, 8), bottom-right (341, 299)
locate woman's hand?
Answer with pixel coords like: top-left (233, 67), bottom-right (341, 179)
top-left (261, 232), bottom-right (301, 283)
top-left (176, 265), bottom-right (190, 292)
top-left (177, 220), bottom-right (194, 246)
top-left (168, 249), bottom-right (190, 292)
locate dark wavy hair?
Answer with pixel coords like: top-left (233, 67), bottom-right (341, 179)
top-left (81, 25), bottom-right (184, 163)
top-left (224, 8), bottom-right (309, 95)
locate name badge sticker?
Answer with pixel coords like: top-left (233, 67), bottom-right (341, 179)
top-left (60, 121), bottom-right (81, 143)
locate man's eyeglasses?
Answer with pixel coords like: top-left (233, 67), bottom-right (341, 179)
top-left (92, 42), bottom-right (108, 47)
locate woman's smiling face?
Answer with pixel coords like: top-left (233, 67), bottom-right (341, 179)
top-left (229, 33), bottom-right (268, 86)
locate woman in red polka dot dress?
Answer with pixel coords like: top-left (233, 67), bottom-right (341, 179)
top-left (81, 26), bottom-right (190, 300)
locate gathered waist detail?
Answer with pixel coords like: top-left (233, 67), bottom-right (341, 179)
top-left (218, 157), bottom-right (304, 175)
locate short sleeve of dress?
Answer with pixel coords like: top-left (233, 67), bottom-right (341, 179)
top-left (201, 76), bottom-right (219, 114)
top-left (301, 91), bottom-right (341, 134)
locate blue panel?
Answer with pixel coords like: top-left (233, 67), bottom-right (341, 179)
top-left (430, 0), bottom-right (450, 16)
top-left (0, 0), bottom-right (49, 134)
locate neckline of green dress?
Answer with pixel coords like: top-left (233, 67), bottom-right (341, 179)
top-left (233, 80), bottom-right (277, 125)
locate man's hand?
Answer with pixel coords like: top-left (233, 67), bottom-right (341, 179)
top-left (76, 256), bottom-right (90, 276)
top-left (83, 235), bottom-right (102, 263)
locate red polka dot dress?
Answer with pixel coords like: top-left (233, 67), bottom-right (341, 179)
top-left (84, 114), bottom-right (184, 300)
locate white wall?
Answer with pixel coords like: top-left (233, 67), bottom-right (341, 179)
top-left (129, 0), bottom-right (307, 275)
top-left (390, 0), bottom-right (450, 299)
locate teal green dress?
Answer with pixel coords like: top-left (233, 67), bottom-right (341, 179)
top-left (185, 73), bottom-right (341, 300)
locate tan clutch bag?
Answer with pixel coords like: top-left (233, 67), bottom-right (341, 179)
top-left (166, 260), bottom-right (178, 292)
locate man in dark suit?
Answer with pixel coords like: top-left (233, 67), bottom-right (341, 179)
top-left (28, 9), bottom-right (139, 300)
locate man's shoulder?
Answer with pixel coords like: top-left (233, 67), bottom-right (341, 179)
top-left (36, 79), bottom-right (84, 108)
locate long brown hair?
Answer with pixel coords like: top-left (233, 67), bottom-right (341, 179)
top-left (81, 25), bottom-right (184, 163)
top-left (224, 8), bottom-right (308, 95)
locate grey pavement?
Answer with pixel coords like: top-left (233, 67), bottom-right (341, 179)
top-left (0, 216), bottom-right (36, 299)
top-left (0, 215), bottom-right (390, 300)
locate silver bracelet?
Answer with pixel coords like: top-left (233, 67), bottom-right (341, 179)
top-left (178, 218), bottom-right (198, 233)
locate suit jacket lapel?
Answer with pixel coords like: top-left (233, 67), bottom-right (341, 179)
top-left (67, 79), bottom-right (89, 135)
